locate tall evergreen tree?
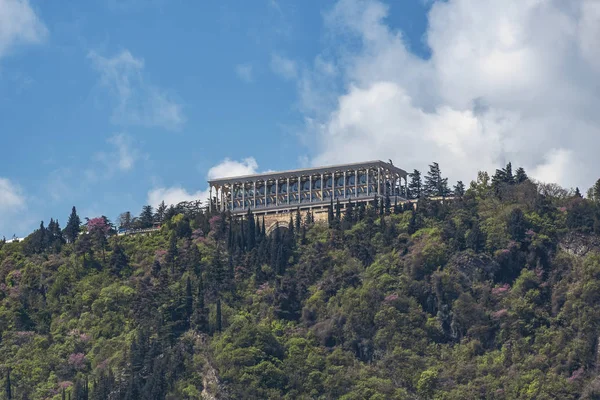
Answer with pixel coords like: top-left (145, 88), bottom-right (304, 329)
top-left (139, 205), bottom-right (154, 228)
top-left (335, 199), bottom-right (341, 221)
top-left (5, 367), bottom-right (11, 400)
top-left (515, 167), bottom-right (528, 183)
top-left (408, 170), bottom-right (422, 199)
top-left (247, 209), bottom-right (256, 249)
top-left (65, 206), bottom-right (81, 243)
top-left (216, 298), bottom-right (222, 333)
top-left (424, 162), bottom-right (450, 197)
top-left (453, 181), bottom-right (465, 197)
top-left (109, 243), bottom-right (129, 276)
top-left (384, 194), bottom-right (391, 214)
top-left (591, 179), bottom-right (600, 203)
top-left (154, 201), bottom-right (167, 223)
top-left (295, 208), bottom-right (301, 233)
top-left (193, 276), bottom-right (209, 333)
top-left (574, 187), bottom-right (583, 198)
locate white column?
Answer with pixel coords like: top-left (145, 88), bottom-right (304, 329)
top-left (378, 167), bottom-right (381, 195)
top-left (309, 175), bottom-right (312, 204)
top-left (366, 169), bottom-right (370, 196)
top-left (275, 179), bottom-right (279, 206)
top-left (209, 185), bottom-right (212, 212)
top-left (355, 170), bottom-right (358, 198)
top-left (253, 181), bottom-right (256, 209)
top-left (321, 173), bottom-right (324, 201)
top-left (242, 183), bottom-right (245, 210)
top-left (298, 176), bottom-right (301, 204)
top-left (343, 171), bottom-right (347, 198)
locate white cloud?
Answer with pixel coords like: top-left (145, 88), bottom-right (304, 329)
top-left (147, 186), bottom-right (210, 209)
top-left (89, 50), bottom-right (185, 130)
top-left (299, 0), bottom-right (600, 190)
top-left (207, 157), bottom-right (258, 180)
top-left (0, 0), bottom-right (47, 59)
top-left (106, 133), bottom-right (138, 171)
top-left (0, 177), bottom-right (26, 237)
top-left (235, 63), bottom-right (254, 83)
top-left (0, 177), bottom-right (25, 210)
top-left (147, 157), bottom-right (259, 208)
top-left (270, 53), bottom-right (297, 80)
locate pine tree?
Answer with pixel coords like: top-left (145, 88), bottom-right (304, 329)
top-left (408, 170), bottom-right (422, 199)
top-left (454, 181), bottom-right (465, 197)
top-left (139, 205), bottom-right (154, 229)
top-left (424, 162), bottom-right (449, 198)
top-left (515, 167), bottom-right (528, 183)
top-left (65, 206), bottom-right (81, 243)
top-left (328, 198), bottom-right (334, 227)
top-left (574, 187), bottom-right (583, 198)
top-left (591, 179), bottom-right (600, 203)
top-left (154, 201), bottom-right (167, 223)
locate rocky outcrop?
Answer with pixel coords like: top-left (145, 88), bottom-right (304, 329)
top-left (559, 232), bottom-right (600, 257)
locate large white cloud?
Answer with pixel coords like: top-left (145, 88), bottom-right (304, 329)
top-left (0, 0), bottom-right (47, 59)
top-left (301, 0), bottom-right (600, 190)
top-left (147, 157), bottom-right (259, 207)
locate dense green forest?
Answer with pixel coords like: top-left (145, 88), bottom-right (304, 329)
top-left (3, 163), bottom-right (600, 399)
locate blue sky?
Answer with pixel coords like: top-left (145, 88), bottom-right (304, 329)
top-left (1, 0), bottom-right (600, 238)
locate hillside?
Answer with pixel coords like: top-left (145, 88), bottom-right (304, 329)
top-left (2, 165), bottom-right (600, 399)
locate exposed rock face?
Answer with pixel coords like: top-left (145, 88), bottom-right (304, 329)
top-left (447, 251), bottom-right (498, 283)
top-left (559, 232), bottom-right (600, 257)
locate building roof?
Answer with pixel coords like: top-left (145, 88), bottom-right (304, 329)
top-left (208, 160), bottom-right (408, 185)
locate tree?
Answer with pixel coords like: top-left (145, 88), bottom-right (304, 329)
top-left (508, 208), bottom-right (527, 242)
top-left (5, 367), bottom-right (11, 400)
top-left (166, 233), bottom-right (178, 274)
top-left (574, 187), bottom-right (583, 198)
top-left (453, 181), bottom-right (465, 197)
top-left (109, 243), bottom-right (129, 276)
top-left (155, 201), bottom-right (167, 223)
top-left (408, 170), bottom-right (422, 199)
top-left (515, 167), bottom-right (528, 183)
top-left (139, 205), bottom-right (154, 229)
top-left (87, 217), bottom-right (109, 261)
top-left (424, 162), bottom-right (450, 198)
top-left (295, 208), bottom-right (301, 233)
top-left (65, 206), bottom-right (81, 243)
top-left (193, 276), bottom-right (209, 333)
top-left (118, 211), bottom-right (133, 230)
top-left (590, 179), bottom-right (600, 203)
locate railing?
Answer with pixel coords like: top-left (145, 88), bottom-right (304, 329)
top-left (117, 226), bottom-right (161, 236)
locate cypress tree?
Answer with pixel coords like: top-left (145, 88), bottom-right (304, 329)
top-left (5, 367), bottom-right (11, 400)
top-left (384, 194), bottom-right (391, 214)
top-left (193, 276), bottom-right (209, 333)
top-left (328, 198), bottom-right (334, 227)
top-left (109, 243), bottom-right (129, 276)
top-left (247, 209), bottom-right (256, 249)
top-left (65, 206), bottom-right (81, 243)
top-left (295, 208), bottom-right (301, 233)
top-left (185, 276), bottom-right (193, 327)
top-left (335, 199), bottom-right (341, 221)
top-left (216, 298), bottom-right (222, 333)
top-left (288, 214), bottom-right (294, 237)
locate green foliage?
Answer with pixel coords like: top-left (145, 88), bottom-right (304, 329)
top-left (3, 167), bottom-right (600, 399)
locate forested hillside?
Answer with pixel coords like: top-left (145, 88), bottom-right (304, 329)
top-left (3, 163), bottom-right (600, 399)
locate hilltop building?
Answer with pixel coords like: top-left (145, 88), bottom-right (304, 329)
top-left (208, 160), bottom-right (408, 218)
